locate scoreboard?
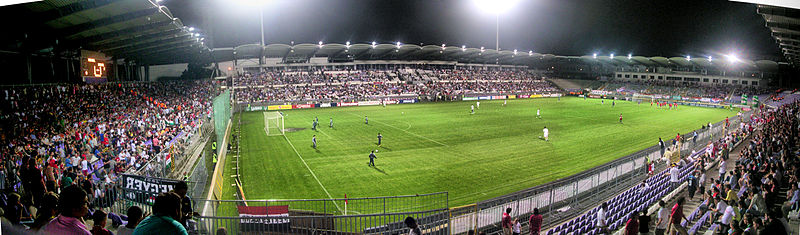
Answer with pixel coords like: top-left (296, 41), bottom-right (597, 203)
top-left (81, 50), bottom-right (108, 83)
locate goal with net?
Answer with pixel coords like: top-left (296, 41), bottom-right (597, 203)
top-left (264, 111), bottom-right (285, 136)
top-left (632, 94), bottom-right (655, 103)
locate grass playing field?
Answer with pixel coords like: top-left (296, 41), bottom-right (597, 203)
top-left (227, 97), bottom-right (734, 210)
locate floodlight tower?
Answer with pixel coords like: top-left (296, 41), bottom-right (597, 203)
top-left (474, 0), bottom-right (518, 51)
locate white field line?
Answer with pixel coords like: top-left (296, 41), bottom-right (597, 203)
top-left (282, 135), bottom-right (343, 212)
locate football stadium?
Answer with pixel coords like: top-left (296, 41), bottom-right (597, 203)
top-left (1, 0), bottom-right (800, 234)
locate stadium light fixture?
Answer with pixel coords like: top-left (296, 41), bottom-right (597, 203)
top-left (396, 42), bottom-right (402, 48)
top-left (593, 53), bottom-right (597, 59)
top-left (610, 53), bottom-right (614, 59)
top-left (188, 27), bottom-right (194, 31)
top-left (529, 50), bottom-right (533, 56)
top-left (480, 46), bottom-right (485, 52)
top-left (627, 53), bottom-right (632, 60)
top-left (318, 41), bottom-right (323, 48)
top-left (371, 41), bottom-right (377, 48)
top-left (514, 49), bottom-right (517, 55)
top-left (461, 45), bottom-right (466, 51)
top-left (726, 54), bottom-right (739, 63)
top-left (686, 55), bottom-right (691, 61)
top-left (708, 56), bottom-right (713, 61)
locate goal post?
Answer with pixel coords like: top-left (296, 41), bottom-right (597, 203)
top-left (264, 111), bottom-right (285, 136)
top-left (632, 94), bottom-right (654, 103)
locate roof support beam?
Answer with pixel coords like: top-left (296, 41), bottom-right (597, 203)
top-left (113, 41), bottom-right (197, 58)
top-left (82, 20), bottom-right (175, 46)
top-left (36, 0), bottom-right (121, 24)
top-left (757, 5), bottom-right (800, 18)
top-left (57, 8), bottom-right (159, 38)
top-left (104, 35), bottom-right (190, 55)
top-left (91, 28), bottom-right (182, 50)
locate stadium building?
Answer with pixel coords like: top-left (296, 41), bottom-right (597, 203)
top-left (0, 1), bottom-right (799, 235)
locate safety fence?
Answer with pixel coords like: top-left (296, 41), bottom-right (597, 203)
top-left (194, 192), bottom-right (449, 234)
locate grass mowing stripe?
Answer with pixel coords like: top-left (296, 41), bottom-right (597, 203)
top-left (282, 134), bottom-right (343, 212)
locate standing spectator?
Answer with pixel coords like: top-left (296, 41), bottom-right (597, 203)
top-left (667, 197), bottom-right (688, 235)
top-left (133, 192), bottom-right (187, 235)
top-left (687, 172), bottom-right (698, 200)
top-left (719, 200), bottom-right (735, 234)
top-left (117, 206), bottom-right (145, 235)
top-left (597, 202), bottom-right (608, 234)
top-left (173, 181), bottom-right (195, 231)
top-left (655, 200), bottom-right (669, 235)
top-left (502, 208), bottom-right (512, 235)
top-left (668, 164), bottom-right (680, 191)
top-left (638, 209), bottom-right (650, 235)
top-left (91, 209), bottom-right (112, 235)
top-left (404, 216), bottom-right (421, 235)
top-left (528, 208), bottom-right (542, 235)
top-left (624, 212), bottom-right (639, 235)
top-left (511, 218), bottom-right (521, 235)
top-left (42, 185), bottom-right (91, 235)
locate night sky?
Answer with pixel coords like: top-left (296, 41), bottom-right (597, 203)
top-left (165, 0), bottom-right (781, 58)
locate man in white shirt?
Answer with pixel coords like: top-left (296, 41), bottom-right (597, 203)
top-left (719, 202), bottom-right (735, 233)
top-left (668, 164), bottom-right (680, 191)
top-left (719, 160), bottom-right (727, 180)
top-left (655, 200), bottom-right (669, 235)
top-left (542, 126), bottom-right (549, 141)
top-left (597, 202), bottom-right (608, 234)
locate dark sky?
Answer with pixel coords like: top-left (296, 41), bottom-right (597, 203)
top-left (165, 0), bottom-right (781, 59)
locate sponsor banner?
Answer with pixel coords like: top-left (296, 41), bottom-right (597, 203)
top-left (531, 95), bottom-right (543, 98)
top-left (320, 103), bottom-right (332, 108)
top-left (590, 90), bottom-right (612, 95)
top-left (384, 100), bottom-right (400, 105)
top-left (671, 96), bottom-right (681, 100)
top-left (250, 106), bottom-right (264, 111)
top-left (682, 97), bottom-right (690, 101)
top-left (293, 104), bottom-right (314, 109)
top-left (121, 174), bottom-right (181, 204)
top-left (478, 96), bottom-right (492, 100)
top-left (338, 102), bottom-right (358, 107)
top-left (492, 96), bottom-right (506, 100)
top-left (711, 98), bottom-right (722, 103)
top-left (267, 105), bottom-right (292, 110)
top-left (399, 99), bottom-right (418, 104)
top-left (508, 95), bottom-right (516, 99)
top-left (238, 205), bottom-right (291, 231)
top-left (700, 98), bottom-right (711, 102)
top-left (589, 95), bottom-right (601, 99)
top-left (517, 94), bottom-right (530, 99)
top-left (578, 95), bottom-right (585, 98)
top-left (358, 101), bottom-right (382, 106)
top-left (463, 97), bottom-right (478, 101)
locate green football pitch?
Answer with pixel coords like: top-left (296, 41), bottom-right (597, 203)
top-left (228, 97), bottom-right (734, 208)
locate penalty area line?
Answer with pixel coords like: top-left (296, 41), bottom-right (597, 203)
top-left (282, 135), bottom-right (343, 212)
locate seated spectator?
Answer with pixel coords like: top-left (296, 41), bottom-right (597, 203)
top-left (117, 206), bottom-right (144, 235)
top-left (133, 192), bottom-right (187, 235)
top-left (30, 192), bottom-right (59, 230)
top-left (42, 185), bottom-right (91, 235)
top-left (3, 192), bottom-right (23, 226)
top-left (90, 209), bottom-right (112, 235)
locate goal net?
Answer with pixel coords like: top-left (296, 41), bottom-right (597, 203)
top-left (264, 112), bottom-right (285, 136)
top-left (632, 94), bottom-right (654, 103)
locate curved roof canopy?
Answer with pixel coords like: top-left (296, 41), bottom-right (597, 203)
top-left (0, 0), bottom-right (210, 65)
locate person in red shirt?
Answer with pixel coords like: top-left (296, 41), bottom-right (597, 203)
top-left (667, 197), bottom-right (689, 235)
top-left (502, 208), bottom-right (512, 235)
top-left (624, 212), bottom-right (639, 235)
top-left (529, 208), bottom-right (543, 235)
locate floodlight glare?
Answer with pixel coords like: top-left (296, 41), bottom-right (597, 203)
top-left (441, 44), bottom-right (446, 48)
top-left (686, 55), bottom-right (691, 61)
top-left (396, 42), bottom-right (401, 48)
top-left (726, 54), bottom-right (739, 63)
top-left (473, 0), bottom-right (520, 14)
top-left (346, 41), bottom-right (350, 46)
top-left (610, 53), bottom-right (614, 59)
top-left (188, 27), bottom-right (194, 31)
top-left (232, 0), bottom-right (269, 7)
top-left (708, 56), bottom-right (713, 61)
top-left (480, 46), bottom-right (485, 51)
top-left (593, 53), bottom-right (597, 59)
top-left (627, 53), bottom-right (632, 59)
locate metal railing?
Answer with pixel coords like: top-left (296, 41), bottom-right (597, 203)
top-left (194, 192), bottom-right (449, 234)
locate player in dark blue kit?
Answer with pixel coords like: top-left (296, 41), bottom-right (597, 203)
top-left (368, 150), bottom-right (377, 166)
top-left (377, 133), bottom-right (383, 146)
top-left (365, 116), bottom-right (369, 124)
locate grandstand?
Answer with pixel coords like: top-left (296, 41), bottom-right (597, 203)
top-left (0, 1), bottom-right (799, 235)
